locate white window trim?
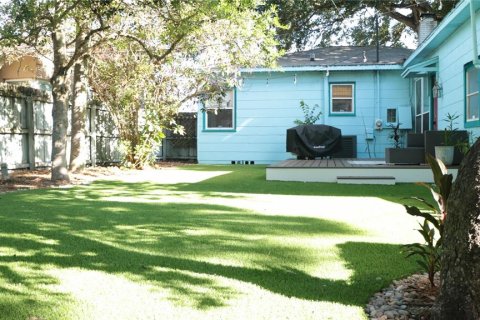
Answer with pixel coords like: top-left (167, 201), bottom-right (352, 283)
top-left (466, 68), bottom-right (479, 122)
top-left (204, 90), bottom-right (235, 130)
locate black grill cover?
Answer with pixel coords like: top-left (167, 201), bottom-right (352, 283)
top-left (286, 125), bottom-right (342, 158)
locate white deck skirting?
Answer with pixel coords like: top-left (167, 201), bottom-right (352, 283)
top-left (266, 159), bottom-right (458, 184)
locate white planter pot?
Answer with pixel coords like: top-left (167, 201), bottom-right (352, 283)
top-left (435, 146), bottom-right (455, 165)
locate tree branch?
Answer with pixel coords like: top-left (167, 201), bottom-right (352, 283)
top-left (56, 0), bottom-right (83, 23)
top-left (383, 10), bottom-right (416, 31)
top-left (120, 32), bottom-right (187, 64)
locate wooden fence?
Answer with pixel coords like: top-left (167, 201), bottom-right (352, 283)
top-left (0, 85), bottom-right (198, 169)
top-left (158, 112), bottom-right (197, 161)
top-left (0, 85), bottom-right (121, 169)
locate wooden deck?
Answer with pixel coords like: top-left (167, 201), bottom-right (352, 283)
top-left (267, 159), bottom-right (458, 184)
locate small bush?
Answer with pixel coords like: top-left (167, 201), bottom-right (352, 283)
top-left (294, 100), bottom-right (322, 125)
top-left (403, 154), bottom-right (452, 287)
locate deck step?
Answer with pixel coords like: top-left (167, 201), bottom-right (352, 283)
top-left (336, 176), bottom-right (396, 185)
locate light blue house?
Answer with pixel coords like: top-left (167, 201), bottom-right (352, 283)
top-left (197, 0), bottom-right (480, 165)
top-left (197, 46), bottom-right (413, 164)
top-left (402, 0), bottom-right (480, 140)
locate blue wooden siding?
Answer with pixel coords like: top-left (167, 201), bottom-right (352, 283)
top-left (197, 70), bottom-right (410, 164)
top-left (410, 7), bottom-right (480, 139)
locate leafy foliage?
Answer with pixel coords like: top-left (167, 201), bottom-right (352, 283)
top-left (0, 83), bottom-right (49, 100)
top-left (404, 220), bottom-right (442, 284)
top-left (403, 154), bottom-right (453, 286)
top-left (88, 1), bottom-right (279, 168)
top-left (0, 0), bottom-right (121, 181)
top-left (262, 0), bottom-right (458, 50)
top-left (442, 112), bottom-right (461, 146)
top-left (88, 41), bottom-right (168, 168)
top-left (1, 0), bottom-right (279, 172)
top-left (294, 100), bottom-right (322, 125)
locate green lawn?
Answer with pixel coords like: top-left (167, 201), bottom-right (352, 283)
top-left (0, 165), bottom-right (428, 320)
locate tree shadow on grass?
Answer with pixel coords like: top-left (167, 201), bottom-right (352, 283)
top-left (0, 263), bottom-right (77, 320)
top-left (122, 165), bottom-right (431, 205)
top-left (0, 187), bottom-right (417, 319)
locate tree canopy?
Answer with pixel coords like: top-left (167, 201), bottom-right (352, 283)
top-left (0, 0), bottom-right (122, 181)
top-left (88, 0), bottom-right (279, 168)
top-left (263, 0), bottom-right (459, 50)
top-left (0, 0), bottom-right (280, 174)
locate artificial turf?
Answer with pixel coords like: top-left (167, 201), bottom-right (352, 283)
top-left (0, 165), bottom-right (427, 319)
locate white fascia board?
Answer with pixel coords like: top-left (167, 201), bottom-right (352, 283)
top-left (241, 65), bottom-right (403, 73)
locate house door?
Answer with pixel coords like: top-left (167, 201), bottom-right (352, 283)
top-left (414, 78), bottom-right (430, 133)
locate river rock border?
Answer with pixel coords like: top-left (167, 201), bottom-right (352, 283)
top-left (366, 273), bottom-right (440, 320)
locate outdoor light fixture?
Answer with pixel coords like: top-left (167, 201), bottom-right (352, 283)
top-left (433, 81), bottom-right (443, 98)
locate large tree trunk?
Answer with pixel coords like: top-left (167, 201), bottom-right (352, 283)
top-left (50, 22), bottom-right (70, 182)
top-left (51, 74), bottom-right (70, 182)
top-left (69, 59), bottom-right (87, 172)
top-left (433, 139), bottom-right (480, 319)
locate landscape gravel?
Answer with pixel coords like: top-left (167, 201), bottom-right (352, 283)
top-left (366, 273), bottom-right (440, 320)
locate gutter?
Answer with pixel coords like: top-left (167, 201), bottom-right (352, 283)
top-left (470, 0), bottom-right (480, 68)
top-left (241, 65), bottom-right (403, 73)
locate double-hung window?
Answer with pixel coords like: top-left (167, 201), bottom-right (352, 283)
top-left (330, 83), bottom-right (355, 115)
top-left (204, 90), bottom-right (235, 130)
top-left (465, 63), bottom-right (480, 127)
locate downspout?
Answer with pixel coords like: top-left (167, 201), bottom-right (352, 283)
top-left (470, 0), bottom-right (480, 68)
top-left (323, 69), bottom-right (329, 124)
top-left (376, 70), bottom-right (381, 122)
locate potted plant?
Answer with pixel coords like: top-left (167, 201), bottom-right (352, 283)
top-left (385, 123), bottom-right (413, 164)
top-left (434, 113), bottom-right (459, 165)
top-left (389, 122), bottom-right (402, 149)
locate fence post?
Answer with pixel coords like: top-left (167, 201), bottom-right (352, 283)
top-left (26, 96), bottom-right (36, 170)
top-left (162, 137), bottom-right (167, 161)
top-left (90, 105), bottom-right (96, 167)
top-left (1, 163), bottom-right (8, 180)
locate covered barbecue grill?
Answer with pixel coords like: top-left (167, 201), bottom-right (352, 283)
top-left (286, 124), bottom-right (342, 159)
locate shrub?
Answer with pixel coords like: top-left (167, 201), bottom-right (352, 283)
top-left (294, 100), bottom-right (322, 125)
top-left (403, 154), bottom-right (452, 287)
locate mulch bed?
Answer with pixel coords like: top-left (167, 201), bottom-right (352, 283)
top-left (0, 161), bottom-right (193, 194)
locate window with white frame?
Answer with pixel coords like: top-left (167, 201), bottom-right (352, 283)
top-left (330, 83), bottom-right (355, 115)
top-left (466, 64), bottom-right (479, 125)
top-left (414, 78), bottom-right (430, 133)
top-left (204, 90), bottom-right (235, 130)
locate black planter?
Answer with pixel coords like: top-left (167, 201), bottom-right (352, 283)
top-left (385, 147), bottom-right (425, 164)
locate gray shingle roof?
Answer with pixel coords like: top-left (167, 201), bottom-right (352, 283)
top-left (278, 46), bottom-right (413, 67)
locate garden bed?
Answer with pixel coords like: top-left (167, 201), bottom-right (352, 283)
top-left (0, 161), bottom-right (193, 193)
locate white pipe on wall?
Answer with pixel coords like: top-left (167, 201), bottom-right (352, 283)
top-left (470, 0), bottom-right (480, 68)
top-left (376, 70), bottom-right (381, 122)
top-left (323, 71), bottom-right (329, 125)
